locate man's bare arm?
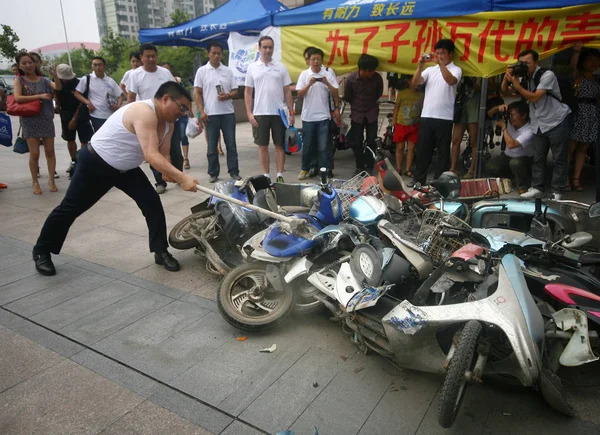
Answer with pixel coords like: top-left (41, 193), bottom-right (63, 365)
top-left (127, 91), bottom-right (137, 104)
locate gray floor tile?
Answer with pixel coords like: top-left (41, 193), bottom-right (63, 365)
top-left (71, 349), bottom-right (160, 399)
top-left (0, 261), bottom-right (41, 288)
top-left (239, 347), bottom-right (346, 434)
top-left (0, 309), bottom-right (85, 357)
top-left (92, 300), bottom-right (210, 363)
top-left (289, 353), bottom-right (401, 435)
top-left (0, 325), bottom-right (64, 393)
top-left (0, 250), bottom-right (31, 270)
top-left (179, 293), bottom-right (219, 312)
top-left (58, 289), bottom-right (173, 345)
top-left (0, 359), bottom-right (144, 435)
top-left (68, 258), bottom-right (129, 279)
top-left (121, 274), bottom-right (189, 300)
top-left (100, 400), bottom-right (213, 435)
top-left (0, 235), bottom-right (33, 252)
top-left (0, 263), bottom-right (87, 305)
top-left (172, 332), bottom-right (311, 412)
top-left (149, 385), bottom-right (233, 434)
top-left (31, 280), bottom-right (142, 330)
top-left (4, 271), bottom-right (114, 317)
top-left (219, 421), bottom-right (265, 435)
top-left (128, 312), bottom-right (236, 382)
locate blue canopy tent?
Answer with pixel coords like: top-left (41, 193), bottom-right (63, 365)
top-left (138, 0), bottom-right (287, 47)
top-left (273, 0), bottom-right (597, 25)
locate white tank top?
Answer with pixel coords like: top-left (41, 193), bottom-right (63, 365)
top-left (91, 100), bottom-right (170, 171)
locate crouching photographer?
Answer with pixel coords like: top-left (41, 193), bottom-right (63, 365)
top-left (484, 101), bottom-right (534, 193)
top-left (501, 49), bottom-right (571, 200)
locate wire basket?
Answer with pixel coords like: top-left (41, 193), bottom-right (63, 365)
top-left (416, 209), bottom-right (472, 265)
top-left (388, 208), bottom-right (422, 243)
top-left (338, 171), bottom-right (383, 219)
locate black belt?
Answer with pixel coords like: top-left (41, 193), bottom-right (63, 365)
top-left (87, 144), bottom-right (130, 174)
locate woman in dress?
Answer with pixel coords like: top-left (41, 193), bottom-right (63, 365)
top-left (567, 43), bottom-right (600, 192)
top-left (13, 52), bottom-right (61, 195)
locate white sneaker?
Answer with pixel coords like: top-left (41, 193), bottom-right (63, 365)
top-left (550, 193), bottom-right (563, 201)
top-left (520, 187), bottom-right (544, 199)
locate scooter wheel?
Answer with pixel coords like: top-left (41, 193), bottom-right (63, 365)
top-left (438, 320), bottom-right (482, 428)
top-left (168, 209), bottom-right (215, 250)
top-left (217, 263), bottom-right (295, 332)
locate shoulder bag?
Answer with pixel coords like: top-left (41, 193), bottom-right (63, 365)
top-left (13, 124), bottom-right (29, 154)
top-left (6, 77), bottom-right (42, 117)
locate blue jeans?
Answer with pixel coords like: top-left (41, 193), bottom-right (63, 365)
top-left (301, 120), bottom-right (330, 171)
top-left (179, 117), bottom-right (189, 146)
top-left (206, 113), bottom-right (239, 177)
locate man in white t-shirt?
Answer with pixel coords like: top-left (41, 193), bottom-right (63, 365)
top-left (484, 101), bottom-right (535, 192)
top-left (120, 52), bottom-right (141, 94)
top-left (127, 43), bottom-right (180, 194)
top-left (411, 39), bottom-right (463, 185)
top-left (194, 41), bottom-right (240, 183)
top-left (244, 36), bottom-right (294, 183)
top-left (74, 56), bottom-right (123, 132)
top-left (296, 47), bottom-right (340, 180)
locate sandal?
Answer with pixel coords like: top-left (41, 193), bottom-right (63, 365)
top-left (405, 170), bottom-right (414, 178)
top-left (48, 181), bottom-right (58, 193)
top-left (184, 159), bottom-right (190, 169)
top-left (572, 178), bottom-right (583, 192)
top-left (463, 171), bottom-right (474, 180)
top-left (32, 181), bottom-right (41, 195)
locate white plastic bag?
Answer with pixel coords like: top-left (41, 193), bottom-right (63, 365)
top-left (185, 117), bottom-right (202, 138)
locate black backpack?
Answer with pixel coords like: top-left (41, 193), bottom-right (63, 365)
top-left (532, 67), bottom-right (578, 115)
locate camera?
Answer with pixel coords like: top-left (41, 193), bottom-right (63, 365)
top-left (423, 54), bottom-right (431, 61)
top-left (495, 109), bottom-right (510, 136)
top-left (509, 61), bottom-right (529, 78)
top-left (314, 77), bottom-right (323, 82)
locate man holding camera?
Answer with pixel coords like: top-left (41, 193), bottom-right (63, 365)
top-left (501, 49), bottom-right (571, 200)
top-left (296, 47), bottom-right (340, 180)
top-left (484, 101), bottom-right (534, 193)
top-left (411, 39), bottom-right (462, 185)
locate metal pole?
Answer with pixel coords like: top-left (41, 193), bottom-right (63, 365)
top-left (194, 184), bottom-right (300, 225)
top-left (474, 78), bottom-right (489, 178)
top-left (59, 0), bottom-right (72, 67)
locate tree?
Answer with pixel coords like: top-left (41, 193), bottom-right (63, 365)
top-left (0, 24), bottom-right (21, 61)
top-left (169, 9), bottom-right (191, 26)
top-left (46, 45), bottom-right (97, 77)
top-left (97, 30), bottom-right (138, 75)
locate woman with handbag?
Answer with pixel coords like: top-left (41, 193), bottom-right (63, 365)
top-left (12, 52), bottom-right (62, 195)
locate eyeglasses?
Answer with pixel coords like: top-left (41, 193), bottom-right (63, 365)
top-left (169, 95), bottom-right (189, 114)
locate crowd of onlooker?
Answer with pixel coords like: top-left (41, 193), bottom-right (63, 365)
top-left (2, 38), bottom-right (599, 202)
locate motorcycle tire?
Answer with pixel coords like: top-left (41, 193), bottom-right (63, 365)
top-left (438, 320), bottom-right (482, 429)
top-left (168, 209), bottom-right (216, 250)
top-left (217, 262), bottom-right (295, 332)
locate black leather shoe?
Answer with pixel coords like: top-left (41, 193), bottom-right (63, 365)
top-left (34, 253), bottom-right (56, 276)
top-left (154, 251), bottom-right (181, 272)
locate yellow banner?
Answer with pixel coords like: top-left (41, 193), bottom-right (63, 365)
top-left (281, 5), bottom-right (600, 80)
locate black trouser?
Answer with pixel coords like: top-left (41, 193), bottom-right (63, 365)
top-left (414, 117), bottom-right (453, 184)
top-left (33, 145), bottom-right (169, 256)
top-left (152, 120), bottom-right (183, 187)
top-left (90, 116), bottom-right (107, 132)
top-left (350, 119), bottom-right (377, 170)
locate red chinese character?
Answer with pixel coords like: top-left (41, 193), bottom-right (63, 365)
top-left (490, 20), bottom-right (516, 62)
top-left (514, 16), bottom-right (559, 57)
top-left (478, 19), bottom-right (495, 63)
top-left (412, 20), bottom-right (441, 63)
top-left (326, 29), bottom-right (350, 66)
top-left (381, 22), bottom-right (411, 63)
top-left (559, 12), bottom-right (600, 47)
top-left (355, 26), bottom-right (380, 54)
top-left (447, 21), bottom-right (479, 61)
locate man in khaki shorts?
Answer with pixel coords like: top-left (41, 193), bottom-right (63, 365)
top-left (244, 36), bottom-right (294, 183)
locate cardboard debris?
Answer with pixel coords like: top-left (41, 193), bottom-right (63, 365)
top-left (259, 344), bottom-right (277, 353)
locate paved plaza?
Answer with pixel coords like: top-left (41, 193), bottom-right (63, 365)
top-left (1, 116), bottom-right (599, 434)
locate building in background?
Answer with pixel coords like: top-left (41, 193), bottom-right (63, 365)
top-left (95, 0), bottom-right (140, 40)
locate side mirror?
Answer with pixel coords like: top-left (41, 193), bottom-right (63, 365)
top-left (589, 202), bottom-right (600, 218)
top-left (562, 231), bottom-right (593, 249)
